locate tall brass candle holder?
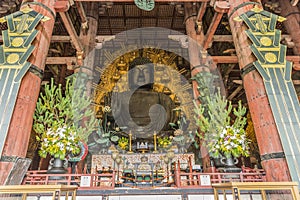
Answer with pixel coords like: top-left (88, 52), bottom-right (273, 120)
top-left (128, 131), bottom-right (133, 153)
top-left (153, 131), bottom-right (158, 153)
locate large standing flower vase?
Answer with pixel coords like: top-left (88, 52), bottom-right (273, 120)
top-left (220, 155), bottom-right (241, 180)
top-left (47, 157), bottom-right (68, 180)
top-left (220, 155), bottom-right (241, 173)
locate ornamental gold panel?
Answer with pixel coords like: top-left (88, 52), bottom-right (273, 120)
top-left (6, 53), bottom-right (20, 64)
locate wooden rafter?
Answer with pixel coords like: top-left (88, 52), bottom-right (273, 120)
top-left (202, 1), bottom-right (230, 49)
top-left (74, 0), bottom-right (209, 2)
top-left (228, 85), bottom-right (243, 100)
top-left (1, 35), bottom-right (292, 43)
top-left (45, 55), bottom-right (300, 65)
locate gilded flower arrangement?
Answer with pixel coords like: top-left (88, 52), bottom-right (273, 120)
top-left (118, 137), bottom-right (129, 150)
top-left (157, 136), bottom-right (172, 148)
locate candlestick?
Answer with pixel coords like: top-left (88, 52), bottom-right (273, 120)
top-left (153, 131), bottom-right (158, 153)
top-left (128, 131), bottom-right (133, 153)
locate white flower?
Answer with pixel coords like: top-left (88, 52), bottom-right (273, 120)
top-left (58, 132), bottom-right (65, 138)
top-left (222, 128), bottom-right (227, 134)
top-left (58, 142), bottom-right (64, 148)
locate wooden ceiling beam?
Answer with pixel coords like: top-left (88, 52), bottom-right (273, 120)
top-left (45, 55), bottom-right (300, 65)
top-left (75, 1), bottom-right (88, 30)
top-left (203, 12), bottom-right (224, 49)
top-left (59, 11), bottom-right (84, 59)
top-left (228, 85), bottom-right (243, 100)
top-left (74, 0), bottom-right (209, 2)
top-left (196, 2), bottom-right (207, 23)
top-left (55, 0), bottom-right (85, 66)
top-left (46, 57), bottom-right (77, 65)
top-left (203, 1), bottom-right (230, 49)
top-left (2, 34), bottom-right (293, 43)
top-left (233, 79), bottom-right (300, 85)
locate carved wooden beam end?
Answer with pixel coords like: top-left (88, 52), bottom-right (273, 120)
top-left (54, 0), bottom-right (70, 12)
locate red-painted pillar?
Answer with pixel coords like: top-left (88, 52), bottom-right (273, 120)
top-left (279, 0), bottom-right (300, 55)
top-left (227, 0), bottom-right (291, 181)
top-left (0, 0), bottom-right (56, 184)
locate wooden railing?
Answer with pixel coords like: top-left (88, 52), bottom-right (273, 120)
top-left (23, 169), bottom-right (266, 189)
top-left (0, 185), bottom-right (77, 200)
top-left (174, 171), bottom-right (266, 188)
top-left (23, 170), bottom-right (115, 190)
top-left (212, 182), bottom-right (300, 200)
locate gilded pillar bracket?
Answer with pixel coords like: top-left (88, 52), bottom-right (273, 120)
top-left (236, 6), bottom-right (300, 184)
top-left (0, 6), bottom-right (48, 155)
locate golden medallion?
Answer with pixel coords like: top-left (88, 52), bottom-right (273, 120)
top-left (6, 53), bottom-right (20, 64)
top-left (260, 37), bottom-right (272, 46)
top-left (12, 37), bottom-right (24, 47)
top-left (264, 53), bottom-right (277, 63)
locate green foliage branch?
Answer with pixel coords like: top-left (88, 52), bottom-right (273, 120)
top-left (193, 72), bottom-right (250, 158)
top-left (33, 75), bottom-right (97, 159)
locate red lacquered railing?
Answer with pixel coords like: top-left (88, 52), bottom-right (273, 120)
top-left (174, 171), bottom-right (266, 188)
top-left (23, 168), bottom-right (266, 190)
top-left (23, 170), bottom-right (115, 190)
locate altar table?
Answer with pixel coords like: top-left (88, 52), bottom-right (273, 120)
top-left (92, 153), bottom-right (195, 174)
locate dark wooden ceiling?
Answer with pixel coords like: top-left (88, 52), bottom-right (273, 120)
top-left (1, 1), bottom-right (300, 107)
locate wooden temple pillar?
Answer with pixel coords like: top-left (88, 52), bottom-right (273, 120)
top-left (184, 2), bottom-right (211, 171)
top-left (79, 2), bottom-right (99, 96)
top-left (279, 0), bottom-right (300, 55)
top-left (0, 0), bottom-right (57, 184)
top-left (184, 2), bottom-right (229, 172)
top-left (75, 2), bottom-right (99, 173)
top-left (227, 0), bottom-right (291, 182)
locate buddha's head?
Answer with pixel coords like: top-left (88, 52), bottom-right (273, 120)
top-left (128, 57), bottom-right (154, 89)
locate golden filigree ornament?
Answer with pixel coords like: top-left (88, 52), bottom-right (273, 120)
top-left (6, 53), bottom-right (20, 64)
top-left (260, 37), bottom-right (272, 47)
top-left (163, 87), bottom-right (172, 95)
top-left (20, 5), bottom-right (33, 13)
top-left (12, 37), bottom-right (24, 47)
top-left (252, 5), bottom-right (263, 13)
top-left (264, 52), bottom-right (277, 63)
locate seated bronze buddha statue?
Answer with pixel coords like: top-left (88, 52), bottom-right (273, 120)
top-left (111, 57), bottom-right (176, 139)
